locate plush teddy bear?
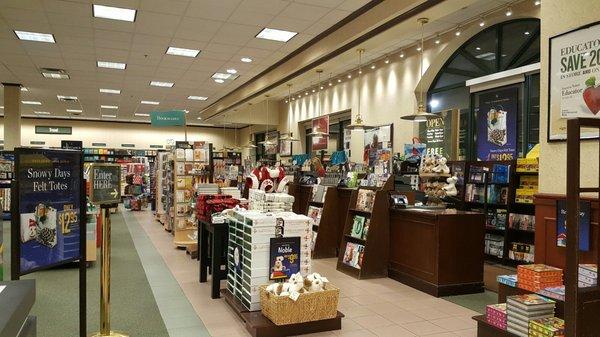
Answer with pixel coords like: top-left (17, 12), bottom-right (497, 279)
top-left (443, 176), bottom-right (458, 197)
top-left (281, 273), bottom-right (305, 299)
top-left (433, 156), bottom-right (450, 174)
top-left (304, 273), bottom-right (326, 292)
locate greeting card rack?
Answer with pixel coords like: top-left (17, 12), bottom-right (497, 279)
top-left (336, 177), bottom-right (394, 279)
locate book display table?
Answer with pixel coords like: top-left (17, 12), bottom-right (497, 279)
top-left (389, 208), bottom-right (486, 296)
top-left (497, 283), bottom-right (565, 318)
top-left (198, 220), bottom-right (229, 299)
top-left (473, 315), bottom-right (518, 337)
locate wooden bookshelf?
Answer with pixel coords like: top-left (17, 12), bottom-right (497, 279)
top-left (336, 177), bottom-right (394, 279)
top-left (311, 186), bottom-right (343, 259)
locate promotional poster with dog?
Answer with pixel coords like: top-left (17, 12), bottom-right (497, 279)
top-left (17, 149), bottom-right (82, 274)
top-left (269, 236), bottom-right (300, 280)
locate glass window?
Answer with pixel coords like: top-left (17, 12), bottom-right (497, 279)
top-left (500, 21), bottom-right (540, 70)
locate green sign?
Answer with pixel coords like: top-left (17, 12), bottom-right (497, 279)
top-left (121, 144), bottom-right (135, 148)
top-left (92, 142), bottom-right (107, 147)
top-left (89, 164), bottom-right (121, 204)
top-left (35, 126), bottom-right (72, 134)
top-left (151, 110), bottom-right (186, 127)
top-left (149, 144), bottom-right (163, 149)
top-left (30, 141), bottom-right (45, 145)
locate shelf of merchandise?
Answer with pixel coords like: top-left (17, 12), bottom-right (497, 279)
top-left (155, 152), bottom-right (171, 226)
top-left (212, 150), bottom-right (242, 188)
top-left (308, 185), bottom-right (342, 259)
top-left (0, 152), bottom-right (14, 221)
top-left (336, 177), bottom-right (394, 279)
top-left (172, 142), bottom-right (213, 248)
top-left (83, 148), bottom-right (158, 163)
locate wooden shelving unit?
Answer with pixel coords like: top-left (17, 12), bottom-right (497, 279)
top-left (336, 177), bottom-right (393, 279)
top-left (311, 186), bottom-right (342, 259)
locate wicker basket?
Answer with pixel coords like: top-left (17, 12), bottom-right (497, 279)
top-left (259, 284), bottom-right (340, 325)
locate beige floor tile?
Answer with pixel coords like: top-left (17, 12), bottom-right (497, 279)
top-left (365, 301), bottom-right (402, 315)
top-left (402, 321), bottom-right (448, 336)
top-left (338, 318), bottom-right (363, 332)
top-left (340, 305), bottom-right (376, 319)
top-left (420, 332), bottom-right (457, 337)
top-left (408, 307), bottom-right (452, 320)
top-left (380, 308), bottom-right (424, 325)
top-left (451, 328), bottom-right (477, 337)
top-left (430, 317), bottom-right (475, 331)
top-left (350, 294), bottom-right (388, 306)
top-left (369, 324), bottom-right (416, 337)
top-left (352, 314), bottom-right (395, 330)
top-left (334, 329), bottom-right (377, 336)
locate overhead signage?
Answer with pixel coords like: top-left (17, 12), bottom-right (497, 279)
top-left (476, 86), bottom-right (518, 161)
top-left (151, 110), bottom-right (186, 127)
top-left (418, 109), bottom-right (459, 159)
top-left (35, 126), bottom-right (72, 135)
top-left (89, 164), bottom-right (121, 205)
top-left (92, 143), bottom-right (107, 147)
top-left (549, 22), bottom-right (600, 140)
top-left (61, 140), bottom-right (83, 150)
top-left (13, 148), bottom-right (84, 275)
top-left (30, 141), bottom-right (45, 145)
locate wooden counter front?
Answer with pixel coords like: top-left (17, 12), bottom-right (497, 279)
top-left (389, 208), bottom-right (485, 297)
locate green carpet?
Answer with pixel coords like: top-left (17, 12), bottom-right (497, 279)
top-left (443, 290), bottom-right (499, 314)
top-left (3, 211), bottom-right (169, 337)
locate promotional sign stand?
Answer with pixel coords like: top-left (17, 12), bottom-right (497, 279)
top-left (10, 148), bottom-right (86, 337)
top-left (88, 163), bottom-right (128, 337)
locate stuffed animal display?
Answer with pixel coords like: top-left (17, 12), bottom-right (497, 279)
top-left (420, 155), bottom-right (449, 174)
top-left (266, 272), bottom-right (329, 301)
top-left (245, 165), bottom-right (288, 193)
top-left (443, 175), bottom-right (458, 197)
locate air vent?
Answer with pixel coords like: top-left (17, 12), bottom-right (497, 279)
top-left (40, 68), bottom-right (70, 79)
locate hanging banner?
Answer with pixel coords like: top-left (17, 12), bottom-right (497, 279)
top-left (549, 22), bottom-right (600, 140)
top-left (556, 200), bottom-right (591, 251)
top-left (417, 109), bottom-right (459, 159)
top-left (311, 116), bottom-right (329, 151)
top-left (14, 148), bottom-right (84, 275)
top-left (476, 87), bottom-right (518, 161)
top-left (363, 124), bottom-right (393, 169)
top-left (151, 110), bottom-right (186, 127)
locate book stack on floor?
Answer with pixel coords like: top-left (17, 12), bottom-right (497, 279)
top-left (248, 189), bottom-right (294, 212)
top-left (517, 264), bottom-right (563, 293)
top-left (486, 303), bottom-right (507, 330)
top-left (578, 263), bottom-right (597, 288)
top-left (528, 317), bottom-right (564, 337)
top-left (506, 294), bottom-right (556, 337)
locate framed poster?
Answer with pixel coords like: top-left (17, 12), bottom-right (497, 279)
top-left (417, 109), bottom-right (459, 159)
top-left (311, 116), bottom-right (329, 151)
top-left (475, 86), bottom-right (518, 161)
top-left (279, 139), bottom-right (292, 156)
top-left (363, 124), bottom-right (393, 170)
top-left (556, 200), bottom-right (591, 251)
top-left (12, 148), bottom-right (85, 275)
top-left (269, 236), bottom-right (300, 280)
top-left (549, 21), bottom-right (600, 141)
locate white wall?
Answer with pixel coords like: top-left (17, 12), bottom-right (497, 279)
top-left (0, 118), bottom-right (237, 149)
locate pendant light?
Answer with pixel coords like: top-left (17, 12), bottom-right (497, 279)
top-left (243, 123), bottom-right (257, 148)
top-left (307, 69), bottom-right (330, 137)
top-left (279, 83), bottom-right (300, 142)
top-left (347, 48), bottom-right (373, 130)
top-left (258, 95), bottom-right (277, 146)
top-left (400, 17), bottom-right (437, 123)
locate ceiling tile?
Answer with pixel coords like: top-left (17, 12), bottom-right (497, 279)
top-left (237, 0), bottom-right (289, 16)
top-left (268, 16), bottom-right (314, 33)
top-left (293, 0), bottom-right (345, 8)
top-left (2, 0), bottom-right (45, 10)
top-left (279, 3), bottom-right (330, 21)
top-left (185, 0), bottom-right (241, 21)
top-left (228, 8), bottom-right (274, 27)
top-left (139, 0), bottom-right (190, 16)
top-left (134, 11), bottom-right (181, 37)
top-left (43, 0), bottom-right (90, 16)
top-left (337, 0), bottom-right (371, 11)
top-left (174, 17), bottom-right (222, 42)
top-left (213, 22), bottom-right (259, 46)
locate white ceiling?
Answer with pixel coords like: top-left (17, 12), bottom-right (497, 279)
top-left (0, 0), bottom-right (371, 124)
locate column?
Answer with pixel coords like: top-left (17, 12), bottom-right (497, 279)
top-left (2, 83), bottom-right (21, 150)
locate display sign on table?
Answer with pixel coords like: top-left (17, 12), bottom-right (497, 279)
top-left (363, 124), bottom-right (393, 170)
top-left (14, 148), bottom-right (84, 275)
top-left (549, 22), bottom-right (600, 140)
top-left (475, 87), bottom-right (518, 161)
top-left (311, 115), bottom-right (329, 151)
top-left (556, 200), bottom-right (590, 251)
top-left (269, 236), bottom-right (300, 280)
top-left (89, 164), bottom-right (121, 205)
top-left (418, 109), bottom-right (459, 159)
top-left (151, 110), bottom-right (186, 127)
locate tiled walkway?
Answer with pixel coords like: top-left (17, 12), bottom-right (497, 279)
top-left (130, 210), bottom-right (479, 337)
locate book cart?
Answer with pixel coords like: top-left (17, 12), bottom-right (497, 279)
top-left (336, 177), bottom-right (394, 279)
top-left (309, 185), bottom-right (342, 259)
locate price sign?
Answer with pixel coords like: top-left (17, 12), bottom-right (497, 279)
top-left (89, 163), bottom-right (121, 205)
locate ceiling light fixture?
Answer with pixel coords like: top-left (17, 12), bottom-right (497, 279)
top-left (41, 70), bottom-right (69, 79)
top-left (505, 6), bottom-right (513, 16)
top-left (370, 64), bottom-right (376, 69)
top-left (479, 16), bottom-right (486, 27)
top-left (384, 57), bottom-right (390, 64)
top-left (455, 26), bottom-right (462, 36)
top-left (416, 46), bottom-right (422, 51)
top-left (337, 79), bottom-right (342, 83)
top-left (347, 49), bottom-right (373, 130)
top-left (434, 34), bottom-right (441, 44)
top-left (226, 68), bottom-right (238, 74)
top-left (149, 81), bottom-right (174, 87)
top-left (214, 79), bottom-right (224, 84)
top-left (21, 87), bottom-right (28, 92)
top-left (188, 95), bottom-right (208, 101)
top-left (93, 4), bottom-right (137, 22)
top-left (141, 100), bottom-right (159, 105)
top-left (34, 111), bottom-right (51, 115)
top-left (57, 95), bottom-right (78, 102)
top-left (99, 88), bottom-right (121, 94)
top-left (524, 31), bottom-right (530, 35)
top-left (67, 109), bottom-right (82, 113)
top-left (166, 46), bottom-right (200, 57)
top-left (101, 105), bottom-right (118, 109)
top-left (14, 30), bottom-right (56, 43)
top-left (534, 0), bottom-right (541, 5)
top-left (400, 51), bottom-right (405, 58)
top-left (212, 72), bottom-right (234, 80)
top-left (135, 113), bottom-right (150, 117)
top-left (241, 57), bottom-right (253, 63)
top-left (22, 101), bottom-right (42, 105)
top-left (347, 74), bottom-right (352, 79)
top-left (102, 114), bottom-right (117, 118)
top-left (401, 18), bottom-right (437, 123)
top-left (255, 27), bottom-right (297, 42)
top-left (97, 61), bottom-right (126, 70)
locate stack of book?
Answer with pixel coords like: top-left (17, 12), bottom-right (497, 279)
top-left (528, 317), bottom-right (564, 337)
top-left (497, 274), bottom-right (518, 287)
top-left (517, 264), bottom-right (563, 292)
top-left (506, 294), bottom-right (556, 337)
top-left (579, 263), bottom-right (597, 288)
top-left (486, 303), bottom-right (507, 330)
top-left (355, 189), bottom-right (376, 212)
top-left (538, 286), bottom-right (565, 301)
top-left (350, 215), bottom-right (370, 240)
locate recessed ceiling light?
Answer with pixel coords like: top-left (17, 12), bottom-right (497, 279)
top-left (135, 113), bottom-right (150, 117)
top-left (370, 64), bottom-right (376, 69)
top-left (102, 114), bottom-right (117, 118)
top-left (255, 28), bottom-right (297, 42)
top-left (57, 95), bottom-right (78, 101)
top-left (141, 100), bottom-right (159, 105)
top-left (226, 68), bottom-right (237, 74)
top-left (21, 87), bottom-right (28, 92)
top-left (42, 72), bottom-right (69, 79)
top-left (67, 109), bottom-right (82, 113)
top-left (187, 96), bottom-right (208, 101)
top-left (212, 72), bottom-right (233, 80)
top-left (214, 79), bottom-right (224, 84)
top-left (93, 4), bottom-right (136, 22)
top-left (184, 110), bottom-right (189, 114)
top-left (150, 81), bottom-right (174, 87)
top-left (97, 61), bottom-right (126, 70)
top-left (101, 105), bottom-right (118, 109)
top-left (347, 74), bottom-right (351, 79)
top-left (22, 100), bottom-right (41, 105)
top-left (166, 46), bottom-right (200, 58)
top-left (100, 88), bottom-right (121, 94)
top-left (34, 111), bottom-right (51, 115)
top-left (14, 30), bottom-right (56, 43)
top-left (0, 106), bottom-right (3, 109)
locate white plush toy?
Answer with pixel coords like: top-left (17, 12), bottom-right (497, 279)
top-left (282, 273), bottom-right (305, 299)
top-left (443, 176), bottom-right (458, 197)
top-left (433, 156), bottom-right (450, 174)
top-left (305, 273), bottom-right (326, 292)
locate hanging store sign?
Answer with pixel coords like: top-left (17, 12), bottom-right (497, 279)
top-left (151, 110), bottom-right (186, 127)
top-left (61, 140), bottom-right (83, 150)
top-left (89, 164), bottom-right (121, 205)
top-left (475, 87), bottom-right (518, 161)
top-left (549, 22), bottom-right (600, 141)
top-left (418, 109), bottom-right (459, 159)
top-left (35, 126), bottom-right (72, 135)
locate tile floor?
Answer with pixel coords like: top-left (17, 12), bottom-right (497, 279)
top-left (131, 210), bottom-right (479, 337)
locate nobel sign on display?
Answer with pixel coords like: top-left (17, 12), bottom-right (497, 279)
top-left (89, 164), bottom-right (121, 204)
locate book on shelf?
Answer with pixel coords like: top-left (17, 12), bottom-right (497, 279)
top-left (528, 317), bottom-right (564, 337)
top-left (485, 233), bottom-right (504, 258)
top-left (515, 189), bottom-right (535, 204)
top-left (487, 185), bottom-right (508, 204)
top-left (468, 165), bottom-right (486, 183)
top-left (508, 213), bottom-right (535, 232)
top-left (490, 163), bottom-right (510, 184)
top-left (506, 293), bottom-right (556, 312)
top-left (312, 185), bottom-right (327, 203)
top-left (497, 274), bottom-right (518, 288)
top-left (350, 215), bottom-right (366, 239)
top-left (465, 183), bottom-right (485, 203)
top-left (355, 189), bottom-right (376, 212)
top-left (538, 286), bottom-right (565, 301)
top-left (362, 219), bottom-right (370, 240)
top-left (518, 175), bottom-right (539, 189)
top-left (517, 264), bottom-right (563, 292)
top-left (307, 206), bottom-right (323, 226)
top-left (516, 158), bottom-right (539, 173)
top-left (486, 209), bottom-right (508, 230)
top-left (342, 242), bottom-right (364, 269)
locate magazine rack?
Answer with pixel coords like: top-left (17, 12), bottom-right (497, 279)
top-left (310, 186), bottom-right (343, 259)
top-left (565, 118), bottom-right (600, 337)
top-left (336, 177), bottom-right (394, 279)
